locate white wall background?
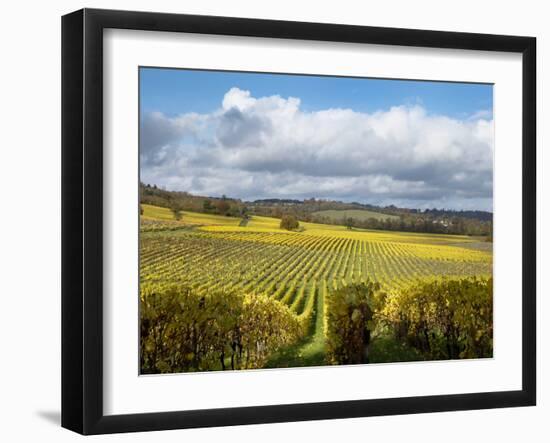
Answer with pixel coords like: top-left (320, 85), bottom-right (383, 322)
top-left (0, 0), bottom-right (546, 441)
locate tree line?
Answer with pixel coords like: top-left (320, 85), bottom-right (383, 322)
top-left (313, 213), bottom-right (492, 237)
top-left (140, 183), bottom-right (492, 238)
top-left (140, 183), bottom-right (248, 218)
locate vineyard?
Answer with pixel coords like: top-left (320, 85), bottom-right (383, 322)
top-left (140, 204), bottom-right (493, 372)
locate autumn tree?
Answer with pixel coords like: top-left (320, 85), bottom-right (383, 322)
top-left (169, 201), bottom-right (183, 221)
top-left (280, 214), bottom-right (299, 230)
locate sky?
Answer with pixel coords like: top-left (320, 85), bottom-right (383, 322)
top-left (139, 68), bottom-right (494, 211)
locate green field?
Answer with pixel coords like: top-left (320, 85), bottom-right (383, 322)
top-left (140, 204), bottom-right (492, 370)
top-left (312, 209), bottom-right (399, 222)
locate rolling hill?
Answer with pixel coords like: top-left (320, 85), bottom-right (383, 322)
top-left (312, 209), bottom-right (399, 222)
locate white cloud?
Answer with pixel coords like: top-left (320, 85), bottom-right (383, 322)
top-left (140, 88), bottom-right (494, 210)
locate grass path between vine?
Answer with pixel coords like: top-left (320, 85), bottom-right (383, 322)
top-left (265, 282), bottom-right (326, 368)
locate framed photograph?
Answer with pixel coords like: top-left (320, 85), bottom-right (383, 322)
top-left (62, 8), bottom-right (536, 435)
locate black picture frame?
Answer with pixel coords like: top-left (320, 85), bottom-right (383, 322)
top-left (62, 8), bottom-right (536, 435)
